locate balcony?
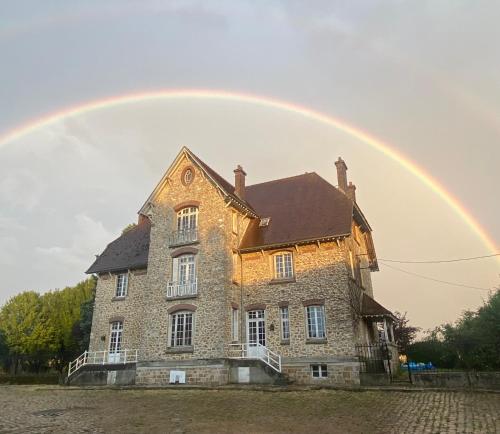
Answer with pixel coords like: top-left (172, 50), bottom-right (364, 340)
top-left (167, 279), bottom-right (198, 299)
top-left (168, 228), bottom-right (198, 247)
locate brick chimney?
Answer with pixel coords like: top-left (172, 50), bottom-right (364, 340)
top-left (347, 181), bottom-right (356, 202)
top-left (234, 165), bottom-right (247, 200)
top-left (335, 157), bottom-right (348, 193)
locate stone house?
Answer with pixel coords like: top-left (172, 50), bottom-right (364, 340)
top-left (74, 147), bottom-right (396, 386)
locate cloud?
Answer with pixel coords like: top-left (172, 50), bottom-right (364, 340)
top-left (0, 236), bottom-right (19, 266)
top-left (35, 213), bottom-right (115, 270)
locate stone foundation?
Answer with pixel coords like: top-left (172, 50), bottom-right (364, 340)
top-left (136, 360), bottom-right (229, 386)
top-left (283, 361), bottom-right (360, 386)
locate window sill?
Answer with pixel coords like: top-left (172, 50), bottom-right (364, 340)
top-left (280, 340), bottom-right (290, 346)
top-left (166, 294), bottom-right (198, 301)
top-left (112, 296), bottom-right (126, 302)
top-left (168, 240), bottom-right (200, 248)
top-left (306, 338), bottom-right (327, 345)
top-left (269, 277), bottom-right (296, 285)
top-left (166, 346), bottom-right (194, 354)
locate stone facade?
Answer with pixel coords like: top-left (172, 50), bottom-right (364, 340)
top-left (88, 148), bottom-right (392, 386)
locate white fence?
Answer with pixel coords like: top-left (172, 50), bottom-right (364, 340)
top-left (228, 343), bottom-right (282, 373)
top-left (167, 279), bottom-right (198, 298)
top-left (68, 349), bottom-right (138, 377)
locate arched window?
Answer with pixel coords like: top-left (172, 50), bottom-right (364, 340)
top-left (273, 251), bottom-right (294, 279)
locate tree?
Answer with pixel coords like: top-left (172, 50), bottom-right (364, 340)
top-left (0, 291), bottom-right (56, 373)
top-left (392, 311), bottom-right (420, 354)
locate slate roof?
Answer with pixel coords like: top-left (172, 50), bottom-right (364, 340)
top-left (86, 220), bottom-right (151, 274)
top-left (361, 293), bottom-right (395, 320)
top-left (240, 172), bottom-right (353, 250)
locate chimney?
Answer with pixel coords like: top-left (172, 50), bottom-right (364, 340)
top-left (347, 181), bottom-right (356, 202)
top-left (234, 165), bottom-right (247, 200)
top-left (335, 157), bottom-right (348, 192)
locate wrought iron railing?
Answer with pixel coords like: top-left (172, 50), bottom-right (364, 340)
top-left (68, 349), bottom-right (139, 377)
top-left (167, 279), bottom-right (198, 298)
top-left (228, 343), bottom-right (282, 373)
top-left (356, 343), bottom-right (392, 373)
top-left (168, 228), bottom-right (198, 246)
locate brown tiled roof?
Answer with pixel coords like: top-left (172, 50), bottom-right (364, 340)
top-left (361, 293), bottom-right (395, 319)
top-left (86, 220), bottom-right (151, 274)
top-left (240, 173), bottom-right (353, 250)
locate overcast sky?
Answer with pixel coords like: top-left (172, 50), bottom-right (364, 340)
top-left (0, 1), bottom-right (498, 331)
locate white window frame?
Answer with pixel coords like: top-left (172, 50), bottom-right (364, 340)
top-left (173, 254), bottom-right (196, 284)
top-left (280, 306), bottom-right (290, 341)
top-left (311, 364), bottom-right (328, 378)
top-left (273, 252), bottom-right (294, 279)
top-left (115, 273), bottom-right (128, 298)
top-left (231, 308), bottom-right (239, 341)
top-left (306, 305), bottom-right (326, 339)
top-left (177, 207), bottom-right (198, 231)
top-left (169, 311), bottom-right (194, 347)
top-left (109, 321), bottom-right (123, 354)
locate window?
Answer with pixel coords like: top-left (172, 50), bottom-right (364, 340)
top-left (173, 254), bottom-right (196, 284)
top-left (349, 250), bottom-right (355, 278)
top-left (280, 306), bottom-right (290, 341)
top-left (232, 211), bottom-right (238, 234)
top-left (306, 305), bottom-right (326, 339)
top-left (109, 321), bottom-right (123, 354)
top-left (177, 207), bottom-right (198, 231)
top-left (170, 311), bottom-right (193, 347)
top-left (311, 364), bottom-right (328, 378)
top-left (231, 308), bottom-right (239, 341)
top-left (274, 252), bottom-right (293, 279)
top-left (232, 253), bottom-right (239, 281)
top-left (115, 273), bottom-right (128, 297)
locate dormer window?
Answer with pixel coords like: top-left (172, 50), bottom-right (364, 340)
top-left (273, 252), bottom-right (294, 280)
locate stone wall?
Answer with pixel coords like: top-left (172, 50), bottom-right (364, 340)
top-left (283, 361), bottom-right (360, 385)
top-left (89, 269), bottom-right (148, 355)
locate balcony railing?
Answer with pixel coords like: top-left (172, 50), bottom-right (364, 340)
top-left (168, 228), bottom-right (198, 246)
top-left (167, 279), bottom-right (198, 298)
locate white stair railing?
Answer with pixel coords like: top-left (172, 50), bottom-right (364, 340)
top-left (68, 349), bottom-right (139, 377)
top-left (228, 343), bottom-right (282, 373)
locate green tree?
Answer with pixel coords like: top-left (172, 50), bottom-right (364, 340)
top-left (0, 291), bottom-right (56, 373)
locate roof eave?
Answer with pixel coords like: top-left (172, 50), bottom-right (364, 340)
top-left (239, 233), bottom-right (350, 253)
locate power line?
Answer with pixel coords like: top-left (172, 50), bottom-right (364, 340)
top-left (379, 261), bottom-right (492, 291)
top-left (379, 253), bottom-right (500, 264)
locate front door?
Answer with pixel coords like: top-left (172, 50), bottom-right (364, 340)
top-left (108, 321), bottom-right (123, 363)
top-left (247, 310), bottom-right (266, 358)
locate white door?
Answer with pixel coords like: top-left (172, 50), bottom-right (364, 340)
top-left (108, 321), bottom-right (123, 363)
top-left (247, 310), bottom-right (266, 358)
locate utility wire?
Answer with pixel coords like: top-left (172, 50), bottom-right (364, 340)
top-left (379, 253), bottom-right (500, 264)
top-left (379, 261), bottom-right (492, 291)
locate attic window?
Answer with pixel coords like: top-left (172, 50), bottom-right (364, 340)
top-left (259, 217), bottom-right (270, 227)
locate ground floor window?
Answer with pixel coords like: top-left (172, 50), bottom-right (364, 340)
top-left (280, 306), bottom-right (290, 341)
top-left (311, 364), bottom-right (328, 378)
top-left (170, 311), bottom-right (193, 347)
top-left (306, 305), bottom-right (326, 339)
top-left (231, 308), bottom-right (239, 341)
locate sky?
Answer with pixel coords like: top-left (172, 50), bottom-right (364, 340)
top-left (0, 1), bottom-right (498, 331)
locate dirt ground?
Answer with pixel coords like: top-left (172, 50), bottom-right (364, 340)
top-left (0, 385), bottom-right (498, 433)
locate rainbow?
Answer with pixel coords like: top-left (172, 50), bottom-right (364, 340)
top-left (0, 89), bottom-right (497, 255)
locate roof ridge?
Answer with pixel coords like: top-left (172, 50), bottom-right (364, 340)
top-left (247, 172), bottom-right (318, 188)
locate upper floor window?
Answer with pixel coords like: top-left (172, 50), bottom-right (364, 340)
top-left (306, 305), bottom-right (326, 339)
top-left (115, 273), bottom-right (128, 297)
top-left (232, 211), bottom-right (238, 234)
top-left (274, 252), bottom-right (294, 279)
top-left (177, 207), bottom-right (198, 231)
top-left (173, 254), bottom-right (196, 284)
top-left (170, 311), bottom-right (193, 347)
